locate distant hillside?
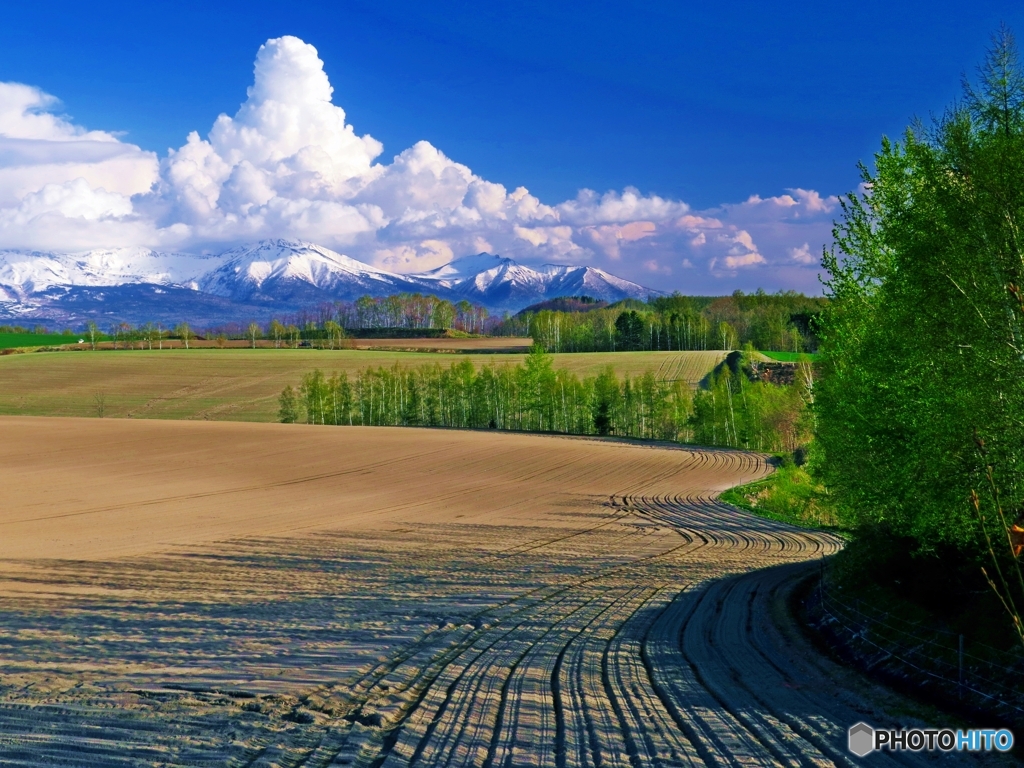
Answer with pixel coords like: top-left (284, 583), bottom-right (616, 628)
top-left (516, 296), bottom-right (610, 315)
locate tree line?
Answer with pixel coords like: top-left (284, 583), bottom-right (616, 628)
top-left (815, 30), bottom-right (1024, 644)
top-left (42, 293), bottom-right (495, 350)
top-left (494, 291), bottom-right (826, 353)
top-left (279, 346), bottom-right (813, 454)
top-left (330, 294), bottom-right (491, 332)
top-left (14, 290), bottom-right (825, 354)
top-left (0, 324), bottom-right (68, 335)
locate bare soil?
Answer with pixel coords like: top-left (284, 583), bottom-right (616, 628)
top-left (0, 418), bottom-right (995, 766)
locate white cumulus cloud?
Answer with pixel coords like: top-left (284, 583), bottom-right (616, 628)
top-left (0, 35), bottom-right (836, 293)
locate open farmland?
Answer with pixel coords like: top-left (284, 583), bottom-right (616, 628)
top-left (0, 348), bottom-right (726, 421)
top-left (0, 336), bottom-right (534, 353)
top-left (0, 333), bottom-right (84, 349)
top-left (0, 417), bottom-right (966, 767)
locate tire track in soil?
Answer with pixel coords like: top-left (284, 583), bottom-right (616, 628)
top-left (1, 430), bottom-right (986, 768)
top-left (346, 492), bottom-right (988, 768)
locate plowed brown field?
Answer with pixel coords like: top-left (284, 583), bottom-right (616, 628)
top-left (0, 418), bottom-right (974, 766)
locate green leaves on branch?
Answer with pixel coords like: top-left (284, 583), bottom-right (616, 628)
top-left (816, 27), bottom-right (1024, 555)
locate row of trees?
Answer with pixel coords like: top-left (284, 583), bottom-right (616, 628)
top-left (816, 30), bottom-right (1024, 643)
top-left (0, 324), bottom-right (62, 334)
top-left (61, 293), bottom-right (495, 351)
top-left (22, 290), bottom-right (822, 353)
top-left (496, 291), bottom-right (825, 353)
top-left (280, 347), bottom-right (812, 454)
top-left (329, 294), bottom-right (491, 332)
top-left (818, 31), bottom-right (1024, 553)
top-left (68, 319), bottom-right (334, 350)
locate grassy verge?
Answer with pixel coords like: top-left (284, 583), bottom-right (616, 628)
top-left (0, 333), bottom-right (89, 349)
top-left (720, 458), bottom-right (848, 535)
top-left (757, 350), bottom-right (819, 363)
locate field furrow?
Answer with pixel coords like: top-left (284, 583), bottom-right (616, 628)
top-left (0, 418), bottom-right (981, 767)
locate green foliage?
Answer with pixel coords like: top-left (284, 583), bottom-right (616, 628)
top-left (816, 29), bottom-right (1024, 561)
top-left (614, 310), bottom-right (645, 350)
top-left (0, 333), bottom-right (90, 349)
top-left (691, 354), bottom-right (814, 452)
top-left (278, 385), bottom-right (300, 423)
top-left (721, 458), bottom-right (842, 532)
top-left (507, 290), bottom-right (825, 353)
top-left (331, 293), bottom-right (488, 333)
top-left (592, 367), bottom-right (620, 435)
top-left (287, 349), bottom-right (809, 451)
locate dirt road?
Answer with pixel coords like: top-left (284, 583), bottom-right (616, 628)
top-left (0, 418), bottom-right (986, 766)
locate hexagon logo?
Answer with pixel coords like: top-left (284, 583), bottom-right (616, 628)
top-left (848, 722), bottom-right (875, 757)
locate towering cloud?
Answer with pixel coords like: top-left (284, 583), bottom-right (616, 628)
top-left (0, 36), bottom-right (835, 293)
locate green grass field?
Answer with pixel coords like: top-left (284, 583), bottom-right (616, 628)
top-left (0, 348), bottom-right (725, 422)
top-left (758, 350), bottom-right (818, 362)
top-left (0, 333), bottom-right (91, 349)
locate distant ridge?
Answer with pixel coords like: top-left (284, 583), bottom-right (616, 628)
top-left (0, 239), bottom-right (660, 325)
top-left (412, 253), bottom-right (656, 312)
top-left (515, 296), bottom-right (611, 315)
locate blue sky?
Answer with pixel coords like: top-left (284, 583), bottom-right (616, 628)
top-left (0, 1), bottom-right (1021, 293)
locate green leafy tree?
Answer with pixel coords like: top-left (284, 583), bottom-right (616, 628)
top-left (269, 319), bottom-right (285, 348)
top-left (278, 385), bottom-right (299, 423)
top-left (323, 320), bottom-right (345, 349)
top-left (85, 321), bottom-right (99, 351)
top-left (614, 310), bottom-right (644, 350)
top-left (592, 366), bottom-right (620, 435)
top-left (175, 322), bottom-right (192, 350)
top-left (817, 28), bottom-right (1024, 556)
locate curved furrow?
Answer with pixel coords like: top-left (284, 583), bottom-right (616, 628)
top-left (639, 585), bottom-right (785, 767)
top-left (601, 585), bottom-right (709, 768)
top-left (554, 586), bottom-right (654, 768)
top-left (380, 590), bottom-right (603, 767)
top-left (485, 585), bottom-right (645, 767)
top-left (678, 564), bottom-right (929, 768)
top-left (362, 505), bottom-right (729, 768)
top-left (292, 514), bottom-right (657, 758)
top-left (373, 519), bottom-right (715, 768)
top-left (482, 587), bottom-right (641, 768)
top-left (621, 494), bottom-right (845, 767)
top-left (3, 428), bottom-right (933, 768)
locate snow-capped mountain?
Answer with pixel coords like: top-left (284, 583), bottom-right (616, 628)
top-left (197, 240), bottom-right (429, 303)
top-left (0, 240), bottom-right (659, 325)
top-left (0, 247), bottom-right (220, 300)
top-left (411, 254), bottom-right (655, 311)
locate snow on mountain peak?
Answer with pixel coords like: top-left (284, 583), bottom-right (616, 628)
top-left (0, 240), bottom-right (659, 323)
top-left (0, 246), bottom-right (220, 297)
top-left (414, 252), bottom-right (512, 281)
top-left (198, 239), bottom-right (398, 296)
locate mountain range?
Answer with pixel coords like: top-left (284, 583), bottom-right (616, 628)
top-left (0, 239), bottom-right (658, 326)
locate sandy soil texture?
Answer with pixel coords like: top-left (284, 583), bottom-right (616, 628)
top-left (0, 349), bottom-right (725, 422)
top-left (0, 418), bottom-right (972, 767)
